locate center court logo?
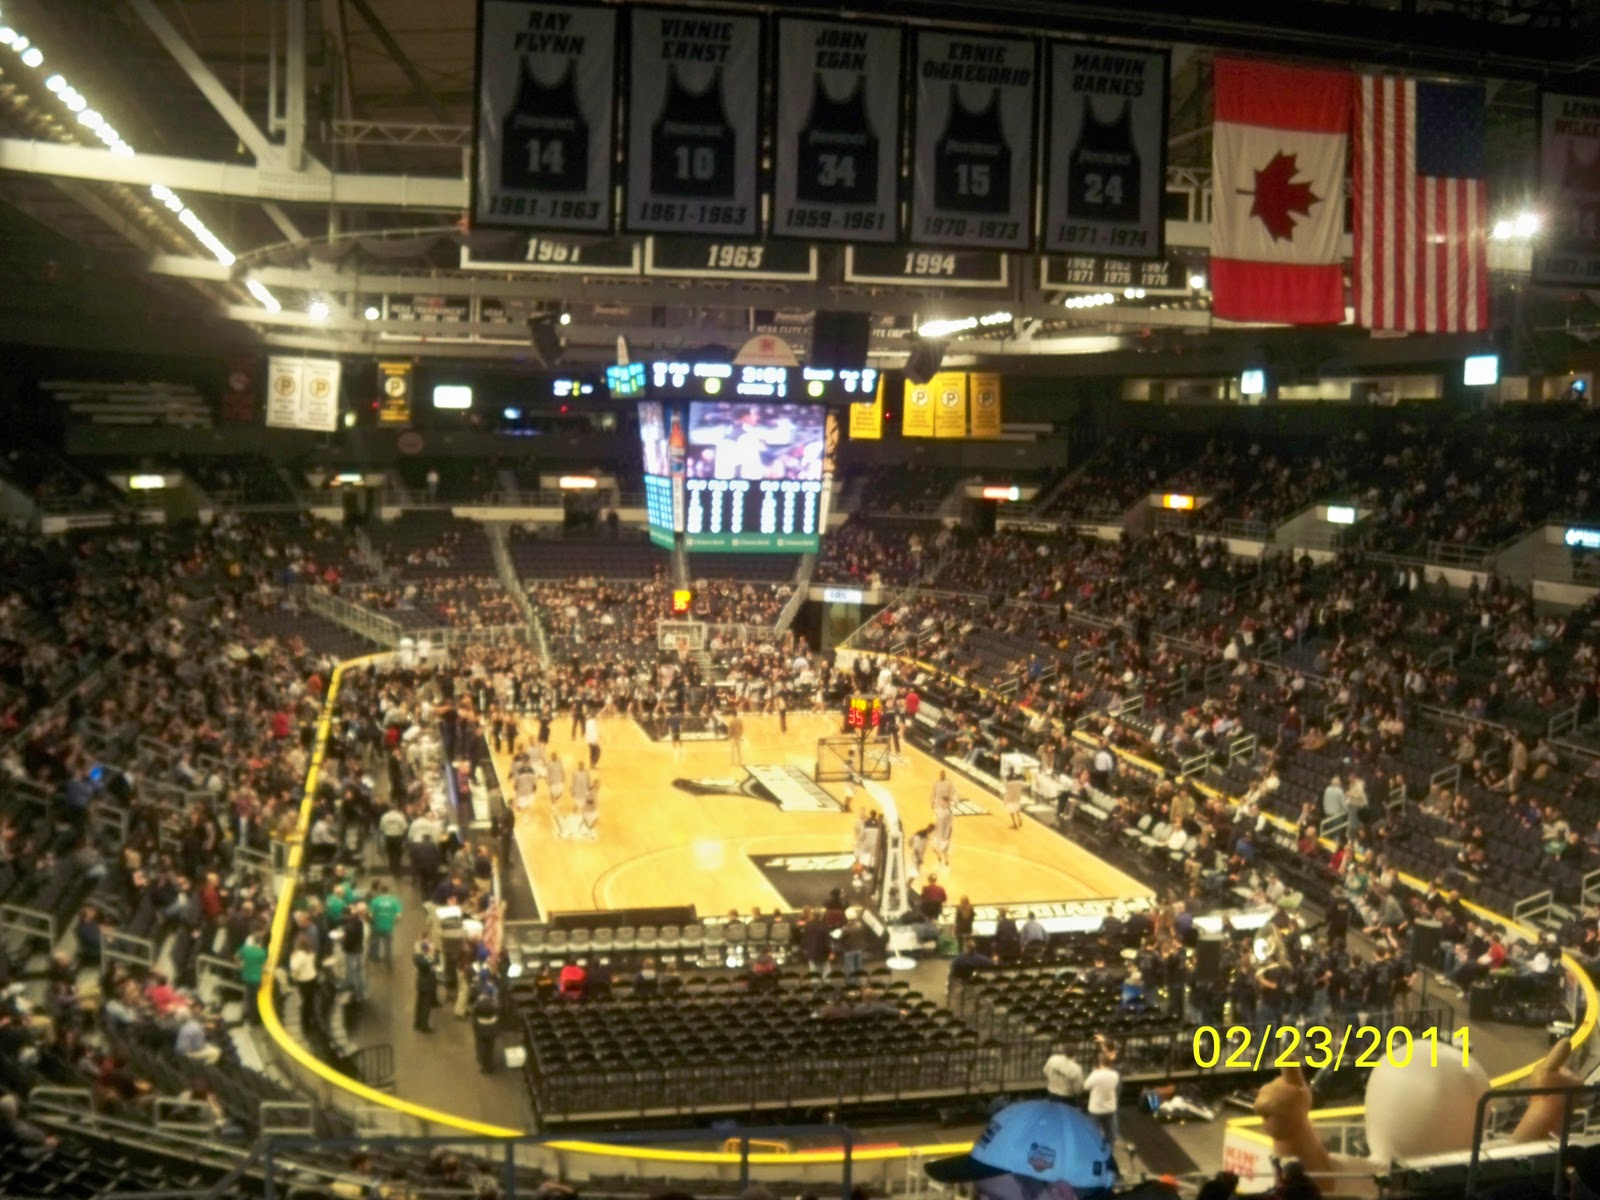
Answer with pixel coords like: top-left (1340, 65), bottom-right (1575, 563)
top-left (671, 765), bottom-right (846, 812)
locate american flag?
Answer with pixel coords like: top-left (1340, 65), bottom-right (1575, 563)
top-left (1354, 77), bottom-right (1489, 333)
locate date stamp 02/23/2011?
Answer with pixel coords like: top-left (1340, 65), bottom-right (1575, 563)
top-left (1193, 1025), bottom-right (1471, 1073)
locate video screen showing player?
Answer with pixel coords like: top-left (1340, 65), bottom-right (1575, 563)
top-left (685, 402), bottom-right (825, 481)
top-left (638, 401), bottom-right (671, 478)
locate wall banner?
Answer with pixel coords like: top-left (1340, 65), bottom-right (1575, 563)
top-left (909, 30), bottom-right (1038, 251)
top-left (771, 18), bottom-right (903, 243)
top-left (1042, 41), bottom-right (1168, 257)
top-left (623, 7), bottom-right (764, 237)
top-left (473, 1), bottom-right (619, 232)
top-left (1534, 91), bottom-right (1600, 286)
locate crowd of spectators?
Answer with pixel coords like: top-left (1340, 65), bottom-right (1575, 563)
top-left (349, 577), bottom-right (525, 631)
top-left (814, 517), bottom-right (939, 587)
top-left (1040, 414), bottom-right (1600, 557)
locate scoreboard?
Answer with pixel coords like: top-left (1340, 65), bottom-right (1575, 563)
top-left (639, 382), bottom-right (834, 552)
top-left (682, 477), bottom-right (824, 551)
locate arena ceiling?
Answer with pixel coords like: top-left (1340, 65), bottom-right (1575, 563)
top-left (0, 0), bottom-right (1593, 369)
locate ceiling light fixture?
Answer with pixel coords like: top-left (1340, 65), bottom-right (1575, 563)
top-left (363, 305), bottom-right (381, 321)
top-left (307, 300), bottom-right (331, 322)
top-left (10, 14), bottom-right (271, 305)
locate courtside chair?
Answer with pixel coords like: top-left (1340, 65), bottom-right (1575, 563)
top-left (613, 926), bottom-right (636, 954)
top-left (768, 918), bottom-right (791, 960)
top-left (636, 925), bottom-right (659, 954)
top-left (722, 920), bottom-right (747, 966)
top-left (568, 928), bottom-right (592, 955)
top-left (746, 919), bottom-right (769, 956)
top-left (656, 924), bottom-right (681, 955)
top-left (678, 923), bottom-right (704, 964)
top-left (592, 927), bottom-right (615, 953)
top-left (545, 929), bottom-right (569, 957)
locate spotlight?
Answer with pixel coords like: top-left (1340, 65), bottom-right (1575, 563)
top-left (363, 305), bottom-right (380, 321)
top-left (307, 300), bottom-right (330, 322)
top-left (559, 311), bottom-right (572, 326)
top-left (20, 46), bottom-right (40, 67)
top-left (1188, 273), bottom-right (1207, 290)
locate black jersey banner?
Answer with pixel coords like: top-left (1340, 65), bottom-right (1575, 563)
top-left (473, 1), bottom-right (618, 233)
top-left (771, 18), bottom-right (902, 244)
top-left (1534, 92), bottom-right (1600, 287)
top-left (1043, 42), bottom-right (1167, 258)
top-left (624, 8), bottom-right (763, 237)
top-left (910, 31), bottom-right (1037, 251)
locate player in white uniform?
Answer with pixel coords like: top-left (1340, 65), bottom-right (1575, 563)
top-left (931, 771), bottom-right (955, 866)
top-left (546, 756), bottom-right (566, 807)
top-left (1004, 774), bottom-right (1025, 830)
top-left (512, 757), bottom-right (537, 815)
top-left (579, 773), bottom-right (600, 838)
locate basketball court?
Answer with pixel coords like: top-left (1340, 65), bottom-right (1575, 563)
top-left (492, 711), bottom-right (1151, 920)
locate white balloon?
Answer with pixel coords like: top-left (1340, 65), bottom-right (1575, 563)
top-left (1363, 1048), bottom-right (1492, 1163)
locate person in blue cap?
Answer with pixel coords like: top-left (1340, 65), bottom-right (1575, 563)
top-left (925, 1097), bottom-right (1118, 1199)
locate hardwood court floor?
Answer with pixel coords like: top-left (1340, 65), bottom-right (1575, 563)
top-left (494, 712), bottom-right (1151, 919)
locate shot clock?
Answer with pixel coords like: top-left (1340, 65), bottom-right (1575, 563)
top-left (846, 695), bottom-right (882, 732)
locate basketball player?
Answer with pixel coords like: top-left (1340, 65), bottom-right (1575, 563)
top-left (931, 773), bottom-right (955, 867)
top-left (908, 823), bottom-right (934, 878)
top-left (667, 707), bottom-right (684, 760)
top-left (776, 693), bottom-right (789, 735)
top-left (512, 755), bottom-right (536, 817)
top-left (852, 806), bottom-right (878, 888)
top-left (546, 756), bottom-right (566, 810)
top-left (579, 761), bottom-right (598, 838)
top-left (584, 713), bottom-right (601, 768)
top-left (727, 709), bottom-right (745, 765)
top-left (579, 772), bottom-right (599, 838)
top-left (1004, 773), bottom-right (1025, 830)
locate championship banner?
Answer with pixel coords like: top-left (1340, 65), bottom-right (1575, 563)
top-left (219, 357), bottom-right (258, 424)
top-left (771, 18), bottom-right (902, 243)
top-left (909, 31), bottom-right (1038, 251)
top-left (902, 379), bottom-right (935, 436)
top-left (473, 1), bottom-right (618, 233)
top-left (849, 377), bottom-right (884, 439)
top-left (265, 357), bottom-right (301, 430)
top-left (266, 357), bottom-right (341, 432)
top-left (1534, 91), bottom-right (1600, 287)
top-left (623, 8), bottom-right (763, 236)
top-left (376, 361), bottom-right (414, 426)
top-left (969, 372), bottom-right (1002, 438)
top-left (1042, 42), bottom-right (1168, 257)
top-left (932, 371), bottom-right (968, 438)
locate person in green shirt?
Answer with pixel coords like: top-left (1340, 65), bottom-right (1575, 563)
top-left (367, 882), bottom-right (403, 967)
top-left (235, 926), bottom-right (268, 1025)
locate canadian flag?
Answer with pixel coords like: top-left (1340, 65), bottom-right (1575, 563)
top-left (1211, 59), bottom-right (1353, 325)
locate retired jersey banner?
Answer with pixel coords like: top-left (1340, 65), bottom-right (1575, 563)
top-left (266, 357), bottom-right (341, 432)
top-left (623, 8), bottom-right (763, 237)
top-left (848, 377), bottom-right (884, 439)
top-left (1534, 91), bottom-right (1600, 287)
top-left (902, 378), bottom-right (936, 436)
top-left (1043, 42), bottom-right (1167, 257)
top-left (772, 19), bottom-right (902, 243)
top-left (969, 373), bottom-right (1002, 437)
top-left (910, 31), bottom-right (1038, 251)
top-left (376, 361), bottom-right (414, 426)
top-left (932, 372), bottom-right (968, 437)
top-left (474, 1), bottom-right (618, 233)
